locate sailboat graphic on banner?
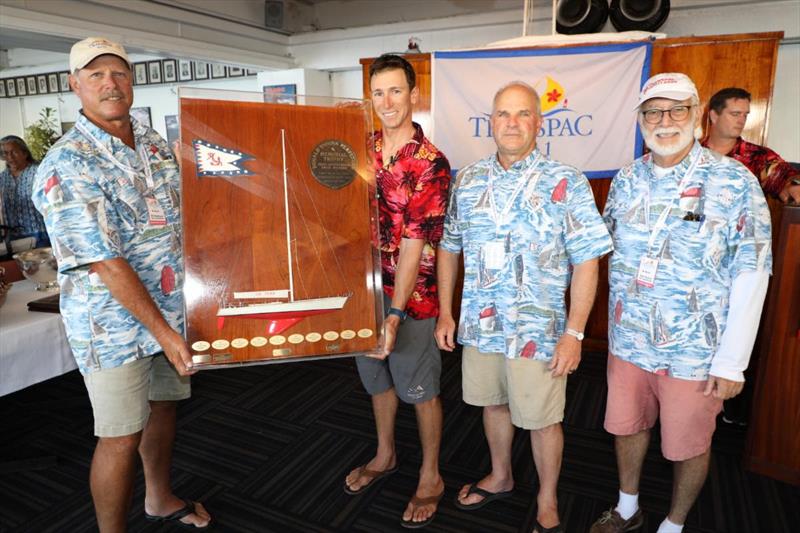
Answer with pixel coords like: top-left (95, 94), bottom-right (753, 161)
top-left (214, 129), bottom-right (349, 334)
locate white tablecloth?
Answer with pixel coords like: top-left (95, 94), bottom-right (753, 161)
top-left (0, 281), bottom-right (77, 396)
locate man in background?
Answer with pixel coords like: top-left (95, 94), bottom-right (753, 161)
top-left (703, 87), bottom-right (799, 203)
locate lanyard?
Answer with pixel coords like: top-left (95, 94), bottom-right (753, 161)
top-left (75, 121), bottom-right (155, 190)
top-left (644, 148), bottom-right (702, 253)
top-left (488, 152), bottom-right (541, 227)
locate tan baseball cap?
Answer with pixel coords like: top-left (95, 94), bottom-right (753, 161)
top-left (637, 72), bottom-right (698, 107)
top-left (69, 37), bottom-right (131, 73)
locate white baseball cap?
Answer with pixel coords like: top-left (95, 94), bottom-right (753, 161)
top-left (637, 72), bottom-right (698, 107)
top-left (69, 37), bottom-right (131, 73)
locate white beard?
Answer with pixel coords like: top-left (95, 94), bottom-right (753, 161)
top-left (643, 125), bottom-right (695, 158)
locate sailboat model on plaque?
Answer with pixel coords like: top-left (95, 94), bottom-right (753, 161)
top-left (179, 88), bottom-right (383, 368)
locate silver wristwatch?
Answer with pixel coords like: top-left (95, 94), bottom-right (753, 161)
top-left (565, 328), bottom-right (585, 341)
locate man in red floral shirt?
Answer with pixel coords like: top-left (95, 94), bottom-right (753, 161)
top-left (343, 54), bottom-right (451, 529)
top-left (703, 87), bottom-right (800, 203)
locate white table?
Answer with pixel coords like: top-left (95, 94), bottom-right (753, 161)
top-left (0, 280), bottom-right (77, 396)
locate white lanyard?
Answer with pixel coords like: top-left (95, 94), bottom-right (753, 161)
top-left (488, 152), bottom-right (541, 227)
top-left (75, 121), bottom-right (155, 190)
top-left (644, 149), bottom-right (702, 253)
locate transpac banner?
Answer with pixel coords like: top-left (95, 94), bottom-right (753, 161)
top-left (432, 42), bottom-right (652, 178)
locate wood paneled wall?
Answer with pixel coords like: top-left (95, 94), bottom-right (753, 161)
top-left (361, 32), bottom-right (784, 347)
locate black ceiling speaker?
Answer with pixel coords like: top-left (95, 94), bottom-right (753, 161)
top-left (556, 0), bottom-right (610, 35)
top-left (610, 0), bottom-right (670, 32)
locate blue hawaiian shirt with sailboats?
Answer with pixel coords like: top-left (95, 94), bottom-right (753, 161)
top-left (440, 148), bottom-right (612, 361)
top-left (32, 113), bottom-right (184, 374)
top-left (603, 142), bottom-right (772, 380)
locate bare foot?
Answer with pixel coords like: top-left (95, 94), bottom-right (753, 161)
top-left (457, 473), bottom-right (513, 507)
top-left (402, 475), bottom-right (445, 525)
top-left (344, 455), bottom-right (396, 493)
top-left (145, 497), bottom-right (211, 529)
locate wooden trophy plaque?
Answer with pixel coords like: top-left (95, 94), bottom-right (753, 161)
top-left (179, 88), bottom-right (381, 368)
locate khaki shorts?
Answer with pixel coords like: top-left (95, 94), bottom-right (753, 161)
top-left (83, 353), bottom-right (191, 437)
top-left (462, 346), bottom-right (566, 430)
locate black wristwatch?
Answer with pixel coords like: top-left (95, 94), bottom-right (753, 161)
top-left (387, 307), bottom-right (408, 321)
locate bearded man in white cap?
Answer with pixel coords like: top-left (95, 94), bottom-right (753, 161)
top-left (32, 37), bottom-right (211, 531)
top-left (590, 73), bottom-right (772, 533)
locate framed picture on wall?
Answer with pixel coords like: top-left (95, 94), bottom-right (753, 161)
top-left (37, 75), bottom-right (48, 94)
top-left (228, 66), bottom-right (244, 77)
top-left (210, 64), bottom-right (226, 79)
top-left (193, 62), bottom-right (209, 80)
top-left (133, 63), bottom-right (147, 85)
top-left (178, 60), bottom-right (193, 81)
top-left (130, 107), bottom-right (152, 128)
top-left (246, 69), bottom-right (257, 76)
top-left (148, 61), bottom-right (162, 84)
top-left (263, 83), bottom-right (296, 104)
top-left (163, 59), bottom-right (177, 83)
top-left (7, 79), bottom-right (17, 97)
top-left (59, 72), bottom-right (70, 92)
top-left (165, 115), bottom-right (179, 145)
top-left (48, 73), bottom-right (59, 93)
top-left (0, 82), bottom-right (5, 98)
top-left (26, 76), bottom-right (37, 95)
top-left (17, 78), bottom-right (27, 96)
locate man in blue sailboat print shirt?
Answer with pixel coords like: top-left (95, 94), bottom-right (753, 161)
top-left (32, 37), bottom-right (210, 531)
top-left (591, 73), bottom-right (772, 533)
top-left (436, 81), bottom-right (613, 533)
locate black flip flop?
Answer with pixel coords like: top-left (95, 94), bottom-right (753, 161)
top-left (454, 483), bottom-right (513, 511)
top-left (534, 519), bottom-right (563, 533)
top-left (400, 490), bottom-right (445, 529)
top-left (343, 464), bottom-right (400, 495)
top-left (144, 499), bottom-right (212, 530)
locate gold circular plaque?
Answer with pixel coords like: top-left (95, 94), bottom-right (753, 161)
top-left (250, 336), bottom-right (268, 347)
top-left (288, 334), bottom-right (304, 344)
top-left (357, 328), bottom-right (374, 338)
top-left (305, 332), bottom-right (322, 342)
top-left (211, 339), bottom-right (230, 350)
top-left (323, 330), bottom-right (339, 341)
top-left (191, 341), bottom-right (210, 352)
top-left (231, 338), bottom-right (249, 348)
top-left (341, 329), bottom-right (356, 340)
top-left (269, 335), bottom-right (286, 346)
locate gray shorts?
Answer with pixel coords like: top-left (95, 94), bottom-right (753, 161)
top-left (83, 353), bottom-right (190, 437)
top-left (356, 311), bottom-right (441, 404)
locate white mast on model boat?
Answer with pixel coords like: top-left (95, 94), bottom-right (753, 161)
top-left (216, 129), bottom-right (349, 321)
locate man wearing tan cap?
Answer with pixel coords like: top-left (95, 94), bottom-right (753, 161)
top-left (32, 37), bottom-right (211, 531)
top-left (591, 73), bottom-right (771, 533)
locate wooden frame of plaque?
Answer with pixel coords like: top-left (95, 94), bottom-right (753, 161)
top-left (179, 88), bottom-right (382, 368)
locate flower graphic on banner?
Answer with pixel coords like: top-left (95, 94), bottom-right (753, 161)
top-left (539, 76), bottom-right (566, 113)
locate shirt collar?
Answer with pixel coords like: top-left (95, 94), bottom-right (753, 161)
top-left (77, 111), bottom-right (145, 151)
top-left (375, 121), bottom-right (424, 165)
top-left (491, 147), bottom-right (542, 176)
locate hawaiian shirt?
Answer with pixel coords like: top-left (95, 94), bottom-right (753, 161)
top-left (1, 163), bottom-right (49, 246)
top-left (440, 148), bottom-right (612, 361)
top-left (604, 142), bottom-right (772, 380)
top-left (32, 113), bottom-right (183, 375)
top-left (702, 137), bottom-right (798, 197)
top-left (375, 122), bottom-right (451, 320)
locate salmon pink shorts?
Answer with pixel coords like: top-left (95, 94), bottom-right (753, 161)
top-left (604, 354), bottom-right (722, 461)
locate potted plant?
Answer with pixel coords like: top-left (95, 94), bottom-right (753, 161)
top-left (24, 107), bottom-right (61, 161)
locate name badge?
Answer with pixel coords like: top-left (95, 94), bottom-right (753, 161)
top-left (483, 241), bottom-right (506, 270)
top-left (145, 197), bottom-right (167, 226)
top-left (636, 256), bottom-right (659, 288)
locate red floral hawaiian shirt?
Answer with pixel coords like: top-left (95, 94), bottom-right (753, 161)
top-left (703, 137), bottom-right (798, 197)
top-left (374, 122), bottom-right (451, 320)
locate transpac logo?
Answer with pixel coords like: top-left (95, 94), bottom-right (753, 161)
top-left (467, 76), bottom-right (593, 156)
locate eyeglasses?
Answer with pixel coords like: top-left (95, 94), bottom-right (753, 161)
top-left (641, 105), bottom-right (694, 124)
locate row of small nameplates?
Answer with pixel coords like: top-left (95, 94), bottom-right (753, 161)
top-left (191, 328), bottom-right (374, 353)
